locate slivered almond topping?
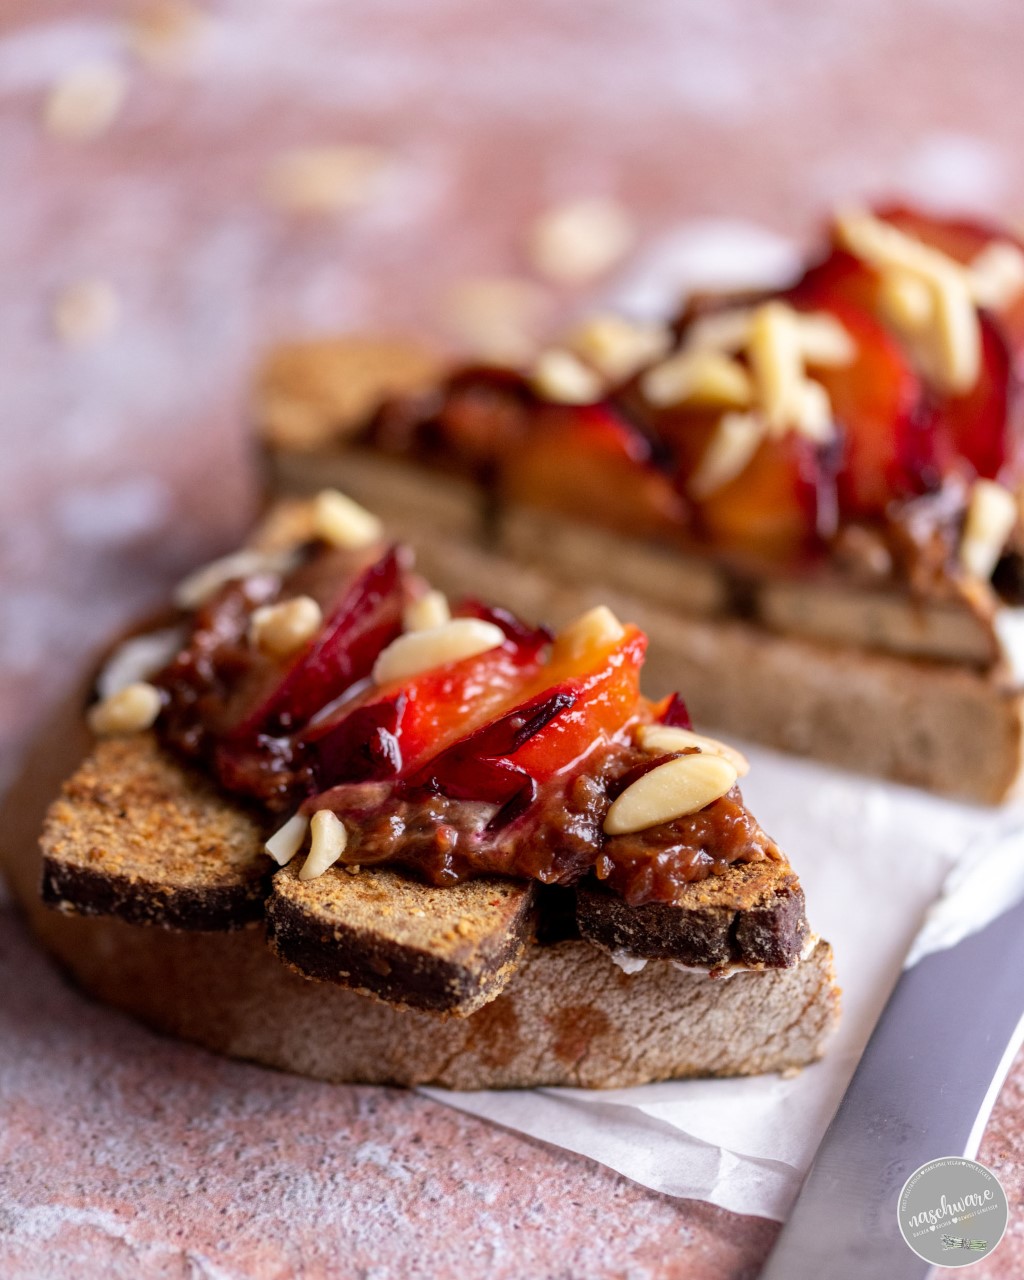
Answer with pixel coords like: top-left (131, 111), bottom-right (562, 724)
top-left (174, 549), bottom-right (297, 609)
top-left (552, 605), bottom-right (624, 663)
top-left (879, 270), bottom-right (934, 333)
top-left (749, 302), bottom-right (803, 433)
top-left (527, 197), bottom-right (635, 285)
top-left (567, 314), bottom-right (672, 382)
top-left (97, 627), bottom-right (184, 699)
top-left (796, 312), bottom-right (857, 366)
top-left (44, 62), bottom-right (127, 140)
top-left (687, 411), bottom-right (764, 499)
top-left (312, 489), bottom-right (383, 549)
top-left (87, 682), bottom-right (163, 736)
top-left (969, 240), bottom-right (1024, 309)
top-left (373, 618), bottom-right (505, 685)
top-left (265, 813), bottom-right (310, 867)
top-left (403, 589), bottom-right (451, 632)
top-left (299, 810), bottom-right (347, 881)
top-left (637, 724), bottom-right (750, 776)
top-left (835, 209), bottom-right (981, 394)
top-left (249, 596), bottom-right (322, 658)
top-left (603, 753), bottom-right (738, 836)
top-left (641, 349), bottom-right (752, 409)
top-left (792, 379), bottom-right (835, 443)
top-left (960, 479), bottom-right (1018, 580)
top-left (684, 309), bottom-right (755, 354)
top-left (530, 349), bottom-right (604, 404)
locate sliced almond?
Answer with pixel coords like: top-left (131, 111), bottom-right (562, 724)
top-left (312, 489), bottom-right (383, 549)
top-left (567, 314), bottom-right (672, 382)
top-left (249, 596), bottom-right (323, 658)
top-left (926, 265), bottom-right (980, 396)
top-left (969, 240), bottom-right (1024, 310)
top-left (87, 682), bottom-right (163, 736)
top-left (530, 349), bottom-right (604, 404)
top-left (687, 411), bottom-right (765, 499)
top-left (684, 309), bottom-right (754, 354)
top-left (796, 311), bottom-right (857, 367)
top-left (879, 270), bottom-right (934, 333)
top-left (527, 197), bottom-right (635, 285)
top-left (748, 302), bottom-right (804, 434)
top-left (637, 724), bottom-right (749, 776)
top-left (403, 589), bottom-right (451, 632)
top-left (641, 350), bottom-right (752, 409)
top-left (552, 605), bottom-right (624, 663)
top-left (299, 810), bottom-right (347, 881)
top-left (960, 479), bottom-right (1018, 580)
top-left (96, 627), bottom-right (184, 699)
top-left (603, 753), bottom-right (738, 836)
top-left (265, 813), bottom-right (310, 867)
top-left (373, 618), bottom-right (505, 685)
top-left (174, 549), bottom-right (297, 610)
top-left (792, 379), bottom-right (836, 443)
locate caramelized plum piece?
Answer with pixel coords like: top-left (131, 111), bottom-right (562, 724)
top-left (304, 604), bottom-right (551, 789)
top-left (657, 692), bottom-right (692, 729)
top-left (502, 400), bottom-right (688, 541)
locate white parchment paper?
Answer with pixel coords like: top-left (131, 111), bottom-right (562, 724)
top-left (424, 745), bottom-right (1024, 1220)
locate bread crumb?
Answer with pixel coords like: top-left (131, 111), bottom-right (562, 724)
top-left (127, 0), bottom-right (208, 72)
top-left (527, 198), bottom-right (635, 285)
top-left (266, 145), bottom-right (391, 215)
top-left (44, 63), bottom-right (127, 140)
top-left (53, 279), bottom-right (120, 346)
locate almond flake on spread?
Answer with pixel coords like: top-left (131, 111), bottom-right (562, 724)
top-left (567, 314), bottom-right (672, 382)
top-left (969, 241), bottom-right (1024, 309)
top-left (637, 724), bottom-right (750, 777)
top-left (604, 753), bottom-right (738, 835)
top-left (299, 810), bottom-right (347, 881)
top-left (641, 350), bottom-right (752, 409)
top-left (44, 63), bottom-right (128, 140)
top-left (373, 619), bottom-right (505, 685)
top-left (249, 596), bottom-right (323, 658)
top-left (403, 589), bottom-right (451, 633)
top-left (312, 489), bottom-right (383, 549)
top-left (960, 479), bottom-right (1018, 580)
top-left (687, 412), bottom-right (764, 499)
top-left (530, 349), bottom-right (604, 404)
top-left (173, 548), bottom-right (298, 609)
top-left (87, 682), bottom-right (163, 736)
top-left (553, 606), bottom-right (625, 663)
top-left (526, 197), bottom-right (635, 285)
top-left (266, 145), bottom-right (391, 215)
top-left (265, 813), bottom-right (310, 867)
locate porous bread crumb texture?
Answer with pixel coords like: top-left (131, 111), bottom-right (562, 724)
top-left (40, 734), bottom-right (272, 929)
top-left (257, 338), bottom-right (444, 451)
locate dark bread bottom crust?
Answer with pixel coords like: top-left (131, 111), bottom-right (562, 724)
top-left (576, 869), bottom-right (808, 969)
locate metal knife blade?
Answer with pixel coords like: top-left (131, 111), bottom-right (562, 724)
top-left (759, 894), bottom-right (1024, 1280)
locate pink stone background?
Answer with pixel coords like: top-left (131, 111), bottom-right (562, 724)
top-left (2, 1), bottom-right (1024, 1275)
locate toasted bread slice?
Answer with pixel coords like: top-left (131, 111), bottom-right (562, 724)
top-left (40, 735), bottom-right (272, 930)
top-left (267, 863), bottom-right (537, 1016)
top-left (576, 863), bottom-right (808, 969)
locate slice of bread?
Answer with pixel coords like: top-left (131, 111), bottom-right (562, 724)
top-left (254, 342), bottom-right (1024, 804)
top-left (2, 690), bottom-right (840, 1086)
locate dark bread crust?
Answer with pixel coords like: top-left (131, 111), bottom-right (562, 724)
top-left (267, 864), bottom-right (537, 1016)
top-left (576, 864), bottom-right (808, 968)
top-left (40, 735), bottom-right (272, 930)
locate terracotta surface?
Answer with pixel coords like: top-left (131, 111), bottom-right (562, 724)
top-left (2, 1), bottom-right (1024, 1275)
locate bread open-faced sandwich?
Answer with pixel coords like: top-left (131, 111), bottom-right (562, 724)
top-left (4, 495), bottom-right (839, 1088)
top-left (258, 205), bottom-right (1024, 803)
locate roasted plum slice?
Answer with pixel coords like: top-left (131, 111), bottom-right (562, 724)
top-left (502, 400), bottom-right (688, 541)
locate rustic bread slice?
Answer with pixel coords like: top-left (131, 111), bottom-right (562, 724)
top-left (576, 862), bottom-right (808, 969)
top-left (267, 863), bottom-right (537, 1016)
top-left (40, 735), bottom-right (272, 930)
